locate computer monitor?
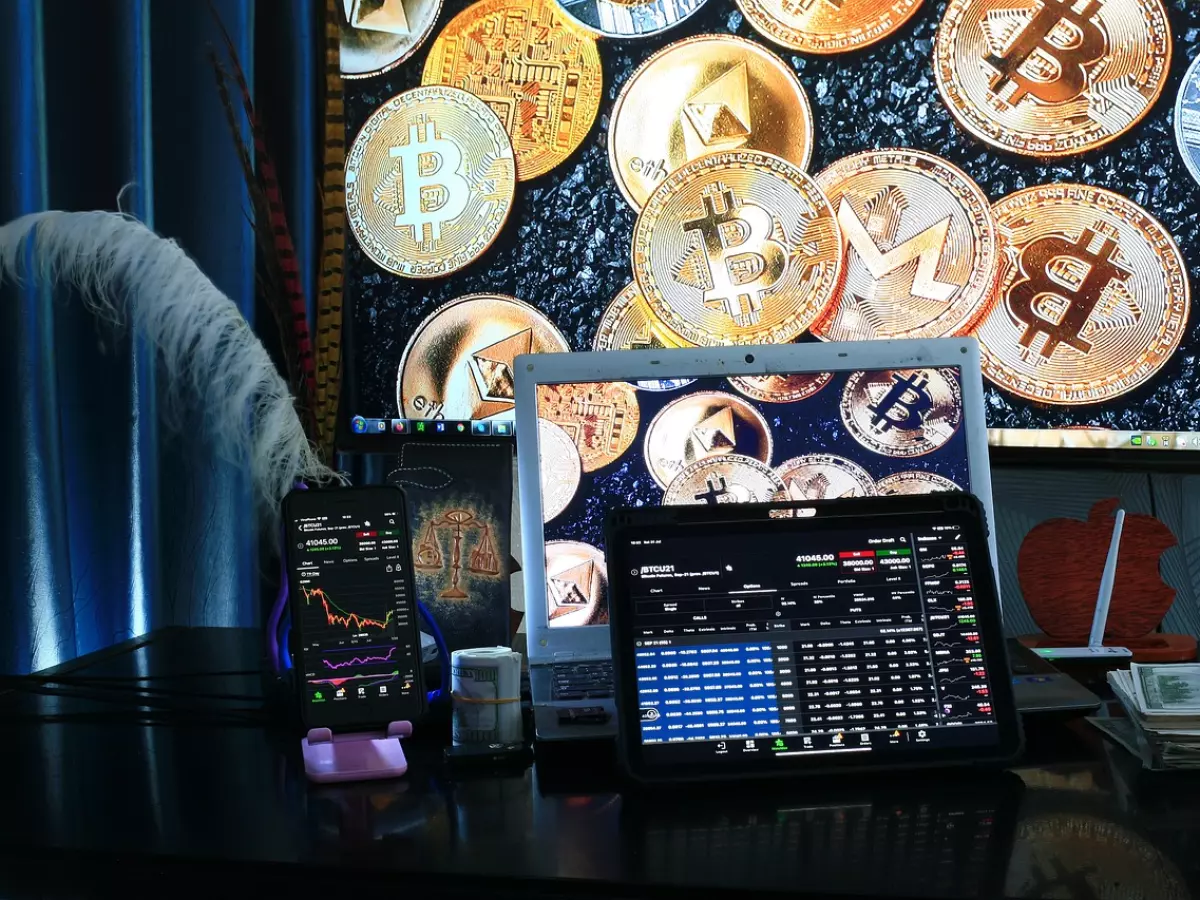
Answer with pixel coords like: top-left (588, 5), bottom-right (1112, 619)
top-left (515, 339), bottom-right (996, 663)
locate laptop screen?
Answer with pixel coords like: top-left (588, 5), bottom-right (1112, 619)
top-left (534, 366), bottom-right (969, 628)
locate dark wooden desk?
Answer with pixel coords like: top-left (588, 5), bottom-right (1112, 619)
top-left (1, 628), bottom-right (1198, 899)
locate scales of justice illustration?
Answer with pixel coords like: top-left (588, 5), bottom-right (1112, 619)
top-left (414, 508), bottom-right (502, 599)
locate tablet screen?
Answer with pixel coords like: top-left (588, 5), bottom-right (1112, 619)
top-left (609, 503), bottom-right (1018, 778)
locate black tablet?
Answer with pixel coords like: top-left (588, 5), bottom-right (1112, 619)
top-left (605, 494), bottom-right (1022, 784)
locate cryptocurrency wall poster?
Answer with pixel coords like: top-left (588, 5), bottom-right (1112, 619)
top-left (340, 0), bottom-right (1200, 457)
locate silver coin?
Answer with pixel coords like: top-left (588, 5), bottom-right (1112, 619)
top-left (635, 378), bottom-right (695, 392)
top-left (552, 0), bottom-right (707, 38)
top-left (1176, 53), bottom-right (1200, 187)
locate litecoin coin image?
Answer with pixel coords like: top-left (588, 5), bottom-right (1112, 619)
top-left (608, 34), bottom-right (813, 211)
top-left (775, 454), bottom-right (877, 500)
top-left (644, 391), bottom-right (773, 489)
top-left (346, 86), bottom-right (516, 278)
top-left (736, 0), bottom-right (924, 53)
top-left (977, 184), bottom-right (1189, 405)
top-left (593, 282), bottom-right (696, 392)
top-left (538, 418), bottom-right (583, 522)
top-left (1175, 53), bottom-right (1200, 188)
top-left (842, 369), bottom-right (963, 457)
top-left (813, 149), bottom-right (998, 342)
top-left (662, 454), bottom-right (785, 505)
top-left (536, 382), bottom-right (642, 472)
top-left (727, 372), bottom-right (832, 403)
top-left (935, 0), bottom-right (1172, 157)
top-left (340, 0), bottom-right (443, 78)
top-left (397, 294), bottom-right (569, 420)
top-left (553, 0), bottom-right (707, 38)
top-left (423, 0), bottom-right (602, 181)
top-left (545, 540), bottom-right (608, 627)
top-left (632, 149), bottom-right (843, 347)
top-left (876, 470), bottom-right (964, 495)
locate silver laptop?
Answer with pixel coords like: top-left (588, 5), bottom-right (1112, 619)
top-left (514, 339), bottom-right (998, 740)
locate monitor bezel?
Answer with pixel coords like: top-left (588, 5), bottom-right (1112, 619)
top-left (514, 338), bottom-right (998, 663)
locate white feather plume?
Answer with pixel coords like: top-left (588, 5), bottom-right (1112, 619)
top-left (0, 210), bottom-right (342, 517)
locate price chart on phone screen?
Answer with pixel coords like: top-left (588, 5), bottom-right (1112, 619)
top-left (294, 504), bottom-right (418, 718)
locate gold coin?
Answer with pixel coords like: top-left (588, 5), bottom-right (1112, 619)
top-left (737, 0), bottom-right (925, 54)
top-left (593, 282), bottom-right (690, 352)
top-left (632, 149), bottom-right (843, 347)
top-left (346, 86), bottom-right (515, 278)
top-left (545, 540), bottom-right (608, 628)
top-left (977, 184), bottom-right (1189, 405)
top-left (340, 0), bottom-right (444, 78)
top-left (727, 372), bottom-right (832, 403)
top-left (536, 382), bottom-right (641, 472)
top-left (538, 418), bottom-right (582, 522)
top-left (841, 368), bottom-right (963, 457)
top-left (644, 390), bottom-right (773, 489)
top-left (398, 293), bottom-right (569, 420)
top-left (813, 149), bottom-right (998, 342)
top-left (608, 34), bottom-right (814, 211)
top-left (422, 0), bottom-right (602, 181)
top-left (774, 454), bottom-right (877, 500)
top-left (662, 454), bottom-right (785, 505)
top-left (934, 0), bottom-right (1172, 157)
top-left (875, 470), bottom-right (964, 495)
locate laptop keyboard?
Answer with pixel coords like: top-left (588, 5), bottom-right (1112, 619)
top-left (551, 661), bottom-right (614, 700)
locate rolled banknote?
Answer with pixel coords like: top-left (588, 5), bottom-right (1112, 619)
top-left (451, 647), bottom-right (523, 746)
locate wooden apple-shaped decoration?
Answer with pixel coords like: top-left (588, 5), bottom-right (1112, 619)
top-left (1018, 497), bottom-right (1177, 643)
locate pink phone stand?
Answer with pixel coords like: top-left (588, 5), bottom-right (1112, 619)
top-left (301, 721), bottom-right (413, 783)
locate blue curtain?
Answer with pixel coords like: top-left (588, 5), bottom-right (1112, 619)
top-left (0, 0), bottom-right (320, 674)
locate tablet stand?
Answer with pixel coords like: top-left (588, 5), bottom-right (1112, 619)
top-left (301, 720), bottom-right (413, 783)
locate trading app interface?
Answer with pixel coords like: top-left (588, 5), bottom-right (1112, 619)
top-left (536, 366), bottom-right (969, 629)
top-left (292, 500), bottom-right (419, 728)
top-left (623, 521), bottom-right (998, 763)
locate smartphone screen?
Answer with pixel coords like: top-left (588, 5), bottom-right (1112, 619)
top-left (285, 486), bottom-right (422, 730)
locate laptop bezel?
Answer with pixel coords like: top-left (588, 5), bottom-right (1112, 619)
top-left (514, 338), bottom-right (997, 664)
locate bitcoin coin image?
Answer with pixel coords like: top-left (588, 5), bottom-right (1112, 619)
top-left (346, 86), bottom-right (515, 278)
top-left (736, 0), bottom-right (924, 53)
top-left (593, 282), bottom-right (696, 392)
top-left (934, 0), bottom-right (1172, 156)
top-left (876, 470), bottom-right (964, 495)
top-left (608, 34), bottom-right (813, 211)
top-left (841, 369), bottom-right (963, 458)
top-left (398, 294), bottom-right (569, 420)
top-left (727, 372), bottom-right (832, 403)
top-left (977, 184), bottom-right (1189, 405)
top-left (536, 382), bottom-right (641, 472)
top-left (545, 540), bottom-right (608, 627)
top-left (553, 0), bottom-right (707, 38)
top-left (422, 0), bottom-right (602, 181)
top-left (340, 0), bottom-right (443, 78)
top-left (538, 419), bottom-right (583, 522)
top-left (632, 150), bottom-right (843, 347)
top-left (644, 391), bottom-right (774, 489)
top-left (1175, 53), bottom-right (1200, 188)
top-left (774, 454), bottom-right (877, 500)
top-left (662, 454), bottom-right (785, 505)
top-left (813, 149), bottom-right (998, 342)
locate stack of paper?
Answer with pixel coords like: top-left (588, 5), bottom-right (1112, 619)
top-left (1094, 663), bottom-right (1200, 769)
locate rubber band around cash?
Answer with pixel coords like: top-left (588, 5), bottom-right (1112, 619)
top-left (451, 691), bottom-right (520, 705)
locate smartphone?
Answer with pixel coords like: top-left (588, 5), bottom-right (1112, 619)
top-left (284, 485), bottom-right (424, 731)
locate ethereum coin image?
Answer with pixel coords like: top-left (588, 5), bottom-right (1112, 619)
top-left (644, 390), bottom-right (773, 489)
top-left (775, 454), bottom-right (877, 500)
top-left (397, 294), bottom-right (570, 421)
top-left (593, 282), bottom-right (696, 391)
top-left (841, 368), bottom-right (963, 458)
top-left (553, 0), bottom-right (708, 38)
top-left (538, 418), bottom-right (583, 522)
top-left (545, 540), bottom-right (608, 628)
top-left (875, 470), bottom-right (964, 495)
top-left (662, 454), bottom-right (785, 505)
top-left (340, 0), bottom-right (444, 78)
